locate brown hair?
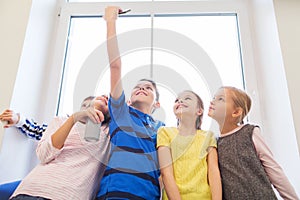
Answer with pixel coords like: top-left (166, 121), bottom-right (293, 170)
top-left (82, 96), bottom-right (95, 103)
top-left (222, 86), bottom-right (252, 124)
top-left (178, 90), bottom-right (204, 130)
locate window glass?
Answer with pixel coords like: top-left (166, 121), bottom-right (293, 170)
top-left (152, 14), bottom-right (243, 127)
top-left (58, 14), bottom-right (243, 130)
top-left (58, 16), bottom-right (151, 116)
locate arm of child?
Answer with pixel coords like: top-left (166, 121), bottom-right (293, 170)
top-left (158, 146), bottom-right (182, 200)
top-left (104, 6), bottom-right (123, 100)
top-left (50, 116), bottom-right (76, 149)
top-left (0, 109), bottom-right (47, 140)
top-left (252, 127), bottom-right (299, 200)
top-left (51, 107), bottom-right (104, 149)
top-left (207, 147), bottom-right (222, 200)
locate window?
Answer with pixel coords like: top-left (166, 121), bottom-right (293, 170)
top-left (55, 1), bottom-right (255, 130)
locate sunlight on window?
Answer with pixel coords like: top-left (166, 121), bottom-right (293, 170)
top-left (152, 14), bottom-right (243, 128)
top-left (58, 16), bottom-right (151, 115)
top-left (58, 14), bottom-right (243, 132)
top-left (153, 14), bottom-right (243, 87)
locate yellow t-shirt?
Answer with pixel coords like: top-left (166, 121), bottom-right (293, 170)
top-left (157, 127), bottom-right (217, 200)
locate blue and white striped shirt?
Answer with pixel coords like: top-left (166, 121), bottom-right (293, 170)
top-left (97, 91), bottom-right (164, 200)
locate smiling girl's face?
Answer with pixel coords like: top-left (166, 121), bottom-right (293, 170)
top-left (173, 91), bottom-right (200, 118)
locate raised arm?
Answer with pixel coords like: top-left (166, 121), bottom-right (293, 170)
top-left (104, 6), bottom-right (123, 100)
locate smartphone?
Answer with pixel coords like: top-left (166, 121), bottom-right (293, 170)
top-left (119, 9), bottom-right (131, 15)
top-left (84, 119), bottom-right (101, 142)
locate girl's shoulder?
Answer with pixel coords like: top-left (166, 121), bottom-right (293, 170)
top-left (240, 123), bottom-right (261, 133)
top-left (158, 126), bottom-right (178, 136)
top-left (196, 129), bottom-right (214, 137)
top-left (196, 130), bottom-right (216, 143)
top-left (158, 126), bottom-right (177, 131)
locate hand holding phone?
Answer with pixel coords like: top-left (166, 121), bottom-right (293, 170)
top-left (104, 7), bottom-right (131, 21)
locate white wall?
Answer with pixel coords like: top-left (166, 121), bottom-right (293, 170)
top-left (273, 0), bottom-right (300, 156)
top-left (0, 0), bottom-right (33, 182)
top-left (0, 0), bottom-right (31, 150)
top-left (248, 0), bottom-right (300, 196)
top-left (0, 0), bottom-right (59, 183)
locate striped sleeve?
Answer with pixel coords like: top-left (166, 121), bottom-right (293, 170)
top-left (16, 114), bottom-right (47, 141)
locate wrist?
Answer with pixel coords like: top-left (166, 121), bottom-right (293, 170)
top-left (71, 113), bottom-right (77, 123)
top-left (104, 17), bottom-right (117, 22)
top-left (15, 113), bottom-right (25, 127)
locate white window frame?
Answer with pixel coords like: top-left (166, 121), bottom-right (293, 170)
top-left (50, 0), bottom-right (261, 125)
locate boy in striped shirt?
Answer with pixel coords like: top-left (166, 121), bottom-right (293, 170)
top-left (96, 6), bottom-right (165, 200)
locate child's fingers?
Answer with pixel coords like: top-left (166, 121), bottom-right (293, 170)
top-left (85, 108), bottom-right (102, 124)
top-left (0, 116), bottom-right (12, 121)
top-left (85, 110), bottom-right (97, 124)
top-left (0, 113), bottom-right (12, 119)
top-left (95, 110), bottom-right (105, 123)
top-left (4, 123), bottom-right (14, 128)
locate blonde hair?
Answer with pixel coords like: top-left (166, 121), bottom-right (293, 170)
top-left (222, 86), bottom-right (252, 124)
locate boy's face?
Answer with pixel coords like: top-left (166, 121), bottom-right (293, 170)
top-left (129, 80), bottom-right (158, 107)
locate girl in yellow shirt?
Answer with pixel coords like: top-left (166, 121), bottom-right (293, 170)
top-left (157, 90), bottom-right (222, 200)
